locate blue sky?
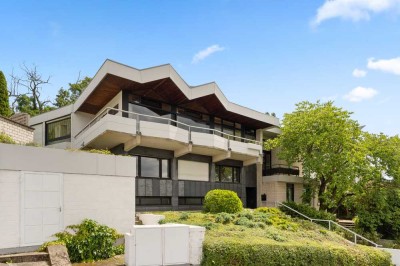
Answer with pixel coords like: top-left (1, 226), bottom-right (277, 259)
top-left (0, 0), bottom-right (399, 135)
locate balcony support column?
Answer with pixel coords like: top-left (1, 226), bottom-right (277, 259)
top-left (174, 144), bottom-right (193, 158)
top-left (124, 135), bottom-right (141, 152)
top-left (243, 155), bottom-right (262, 167)
top-left (212, 151), bottom-right (231, 163)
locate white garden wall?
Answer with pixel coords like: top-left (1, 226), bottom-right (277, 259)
top-left (0, 143), bottom-right (136, 250)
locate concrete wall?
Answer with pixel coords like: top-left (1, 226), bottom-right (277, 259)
top-left (0, 116), bottom-right (34, 144)
top-left (260, 180), bottom-right (303, 207)
top-left (0, 143), bottom-right (136, 250)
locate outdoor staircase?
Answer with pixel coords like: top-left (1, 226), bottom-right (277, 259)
top-left (337, 219), bottom-right (356, 230)
top-left (276, 202), bottom-right (380, 247)
top-left (0, 252), bottom-right (50, 266)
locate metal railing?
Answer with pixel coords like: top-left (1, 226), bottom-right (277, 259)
top-left (263, 164), bottom-right (300, 176)
top-left (74, 107), bottom-right (262, 145)
top-left (276, 202), bottom-right (381, 247)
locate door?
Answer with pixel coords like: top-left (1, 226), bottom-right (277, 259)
top-left (21, 172), bottom-right (63, 246)
top-left (246, 187), bottom-right (257, 209)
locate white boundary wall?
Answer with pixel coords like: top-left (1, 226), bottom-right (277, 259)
top-left (0, 143), bottom-right (136, 249)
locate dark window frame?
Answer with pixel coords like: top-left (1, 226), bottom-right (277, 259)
top-left (178, 197), bottom-right (204, 206)
top-left (214, 165), bottom-right (241, 183)
top-left (286, 183), bottom-right (295, 202)
top-left (45, 117), bottom-right (71, 145)
top-left (136, 196), bottom-right (171, 206)
top-left (138, 156), bottom-right (171, 179)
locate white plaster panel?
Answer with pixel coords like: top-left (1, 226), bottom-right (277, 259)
top-left (178, 160), bottom-right (209, 181)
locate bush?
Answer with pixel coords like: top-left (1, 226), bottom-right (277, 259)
top-left (39, 219), bottom-right (123, 263)
top-left (0, 132), bottom-right (16, 144)
top-left (203, 189), bottom-right (243, 214)
top-left (215, 212), bottom-right (234, 224)
top-left (202, 238), bottom-right (391, 266)
top-left (280, 201), bottom-right (336, 221)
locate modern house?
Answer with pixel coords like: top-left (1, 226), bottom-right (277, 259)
top-left (29, 59), bottom-right (304, 211)
top-left (0, 113), bottom-right (34, 144)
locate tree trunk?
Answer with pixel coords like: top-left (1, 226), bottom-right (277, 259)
top-left (318, 177), bottom-right (328, 211)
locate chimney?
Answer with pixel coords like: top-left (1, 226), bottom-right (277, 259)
top-left (10, 113), bottom-right (30, 126)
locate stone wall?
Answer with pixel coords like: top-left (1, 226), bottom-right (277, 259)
top-left (0, 115), bottom-right (34, 144)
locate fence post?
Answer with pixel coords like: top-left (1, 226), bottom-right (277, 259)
top-left (328, 220), bottom-right (331, 231)
top-left (354, 234), bottom-right (357, 244)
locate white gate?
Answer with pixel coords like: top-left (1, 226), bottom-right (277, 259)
top-left (20, 172), bottom-right (63, 246)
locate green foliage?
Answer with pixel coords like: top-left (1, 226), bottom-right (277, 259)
top-left (179, 212), bottom-right (189, 220)
top-left (40, 219), bottom-right (123, 263)
top-left (215, 212), bottom-right (235, 224)
top-left (83, 148), bottom-right (113, 155)
top-left (55, 77), bottom-right (92, 107)
top-left (202, 238), bottom-right (391, 266)
top-left (0, 132), bottom-right (16, 144)
top-left (157, 210), bottom-right (390, 265)
top-left (203, 189), bottom-right (243, 214)
top-left (265, 101), bottom-right (364, 211)
top-left (280, 201), bottom-right (336, 221)
top-left (0, 71), bottom-right (11, 117)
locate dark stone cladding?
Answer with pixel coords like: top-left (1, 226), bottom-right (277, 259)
top-left (111, 144), bottom-right (255, 211)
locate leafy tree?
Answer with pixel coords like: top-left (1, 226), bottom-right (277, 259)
top-left (265, 101), bottom-right (366, 211)
top-left (54, 76), bottom-right (92, 107)
top-left (0, 71), bottom-right (11, 117)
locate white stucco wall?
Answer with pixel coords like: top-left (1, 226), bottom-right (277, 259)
top-left (0, 144), bottom-right (136, 249)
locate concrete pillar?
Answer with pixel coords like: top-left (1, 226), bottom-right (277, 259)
top-left (256, 129), bottom-right (263, 207)
top-left (171, 157), bottom-right (179, 209)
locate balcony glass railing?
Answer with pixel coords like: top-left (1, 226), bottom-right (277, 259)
top-left (75, 107), bottom-right (262, 145)
top-left (263, 164), bottom-right (300, 176)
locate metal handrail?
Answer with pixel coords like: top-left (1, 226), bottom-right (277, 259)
top-left (74, 107), bottom-right (262, 145)
top-left (276, 202), bottom-right (381, 247)
top-left (270, 164), bottom-right (300, 170)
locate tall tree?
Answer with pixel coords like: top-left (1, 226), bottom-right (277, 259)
top-left (54, 76), bottom-right (92, 107)
top-left (9, 64), bottom-right (54, 115)
top-left (265, 101), bottom-right (365, 211)
top-left (0, 71), bottom-right (11, 117)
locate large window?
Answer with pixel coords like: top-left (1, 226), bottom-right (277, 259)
top-left (128, 95), bottom-right (171, 123)
top-left (136, 197), bottom-right (171, 206)
top-left (214, 165), bottom-right (241, 183)
top-left (138, 156), bottom-right (170, 178)
top-left (176, 108), bottom-right (210, 132)
top-left (46, 117), bottom-right (71, 145)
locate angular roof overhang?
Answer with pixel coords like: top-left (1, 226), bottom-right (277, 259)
top-left (74, 60), bottom-right (279, 129)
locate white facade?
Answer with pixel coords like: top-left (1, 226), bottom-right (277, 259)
top-left (0, 143), bottom-right (136, 249)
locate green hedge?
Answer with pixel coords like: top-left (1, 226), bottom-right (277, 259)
top-left (202, 238), bottom-right (391, 266)
top-left (280, 201), bottom-right (336, 221)
top-left (203, 189), bottom-right (243, 214)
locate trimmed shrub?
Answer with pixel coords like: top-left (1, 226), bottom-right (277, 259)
top-left (39, 219), bottom-right (123, 263)
top-left (0, 132), bottom-right (16, 144)
top-left (280, 201), bottom-right (336, 221)
top-left (215, 212), bottom-right (234, 224)
top-left (202, 238), bottom-right (391, 266)
top-left (203, 189), bottom-right (243, 214)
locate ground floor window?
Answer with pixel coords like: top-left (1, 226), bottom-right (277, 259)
top-left (214, 165), bottom-right (241, 183)
top-left (286, 183), bottom-right (295, 202)
top-left (136, 197), bottom-right (171, 206)
top-left (138, 156), bottom-right (170, 178)
top-left (178, 197), bottom-right (204, 205)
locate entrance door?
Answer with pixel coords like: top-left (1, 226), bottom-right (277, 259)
top-left (21, 172), bottom-right (63, 246)
top-left (246, 187), bottom-right (257, 209)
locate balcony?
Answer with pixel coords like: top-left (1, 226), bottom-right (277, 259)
top-left (263, 164), bottom-right (300, 176)
top-left (73, 108), bottom-right (262, 165)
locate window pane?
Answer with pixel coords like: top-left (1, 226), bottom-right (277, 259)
top-left (286, 184), bottom-right (295, 202)
top-left (46, 118), bottom-right (71, 144)
top-left (214, 166), bottom-right (220, 182)
top-left (141, 157), bottom-right (160, 177)
top-left (233, 168), bottom-right (240, 183)
top-left (161, 159), bottom-right (169, 178)
top-left (220, 166), bottom-right (233, 182)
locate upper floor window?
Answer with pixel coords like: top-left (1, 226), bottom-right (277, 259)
top-left (214, 165), bottom-right (241, 183)
top-left (46, 117), bottom-right (71, 145)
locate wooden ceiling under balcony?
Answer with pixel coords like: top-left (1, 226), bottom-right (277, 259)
top-left (77, 74), bottom-right (271, 129)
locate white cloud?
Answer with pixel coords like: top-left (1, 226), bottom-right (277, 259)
top-left (352, 68), bottom-right (367, 78)
top-left (192, 45), bottom-right (225, 64)
top-left (343, 86), bottom-right (378, 102)
top-left (312, 0), bottom-right (400, 26)
top-left (367, 57), bottom-right (400, 75)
